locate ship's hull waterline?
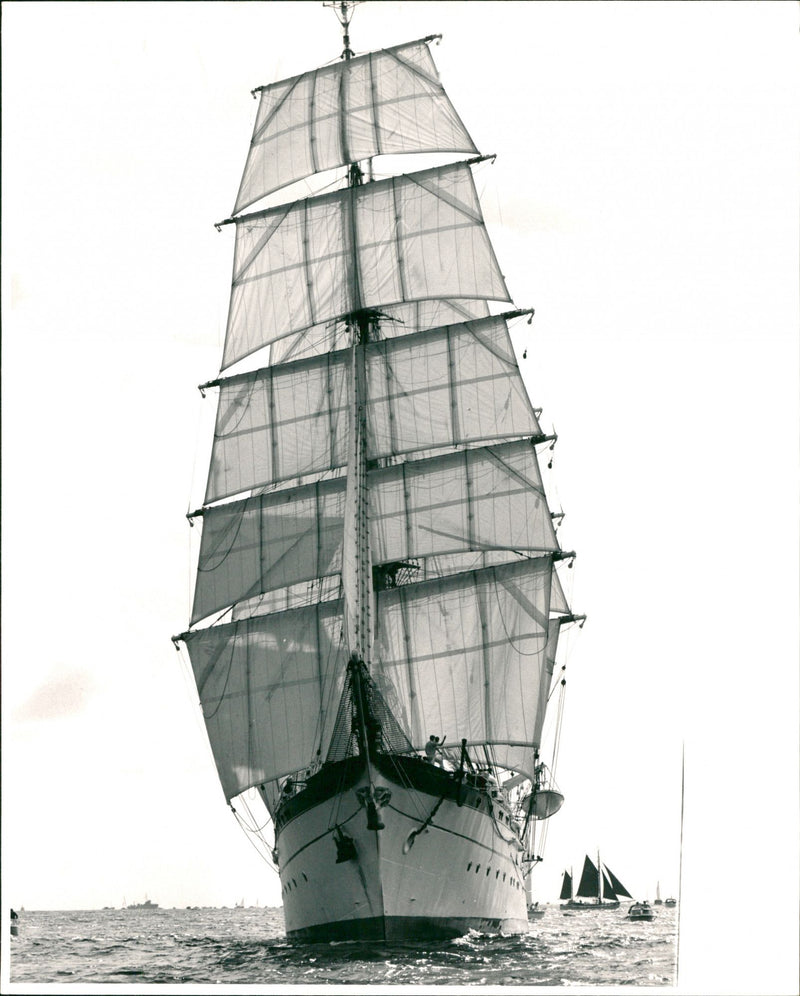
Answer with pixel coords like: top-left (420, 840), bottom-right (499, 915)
top-left (274, 755), bottom-right (529, 942)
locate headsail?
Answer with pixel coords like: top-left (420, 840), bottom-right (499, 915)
top-left (604, 864), bottom-right (632, 899)
top-left (601, 872), bottom-right (617, 902)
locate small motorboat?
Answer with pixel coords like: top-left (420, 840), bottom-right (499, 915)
top-left (626, 901), bottom-right (655, 921)
top-left (527, 902), bottom-right (546, 920)
top-left (664, 897), bottom-right (677, 907)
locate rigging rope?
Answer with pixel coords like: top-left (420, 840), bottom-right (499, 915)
top-left (234, 793), bottom-right (272, 835)
top-left (200, 627), bottom-right (238, 720)
top-left (195, 502), bottom-right (248, 572)
top-left (231, 803), bottom-right (278, 873)
top-left (490, 573), bottom-right (548, 656)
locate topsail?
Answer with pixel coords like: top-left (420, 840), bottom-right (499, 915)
top-left (203, 313), bottom-right (541, 504)
top-left (221, 161), bottom-right (511, 369)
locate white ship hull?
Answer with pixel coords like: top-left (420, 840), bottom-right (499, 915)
top-left (274, 755), bottom-right (529, 942)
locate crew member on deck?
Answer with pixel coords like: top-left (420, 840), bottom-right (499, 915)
top-left (425, 735), bottom-right (439, 763)
top-left (424, 735), bottom-right (446, 765)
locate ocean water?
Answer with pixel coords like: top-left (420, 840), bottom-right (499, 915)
top-left (8, 904), bottom-right (677, 988)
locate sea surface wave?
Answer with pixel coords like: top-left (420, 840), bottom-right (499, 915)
top-left (9, 905), bottom-right (677, 987)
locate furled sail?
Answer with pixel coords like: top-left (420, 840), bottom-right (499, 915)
top-left (192, 439), bottom-right (560, 625)
top-left (221, 161), bottom-right (511, 369)
top-left (204, 314), bottom-right (540, 504)
top-left (233, 37), bottom-right (478, 214)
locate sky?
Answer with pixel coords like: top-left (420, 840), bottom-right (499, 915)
top-left (2, 1), bottom-right (798, 993)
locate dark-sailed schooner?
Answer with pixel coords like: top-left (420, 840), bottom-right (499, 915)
top-left (560, 854), bottom-right (633, 912)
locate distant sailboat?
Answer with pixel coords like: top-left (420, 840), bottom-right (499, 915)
top-left (560, 854), bottom-right (632, 912)
top-left (654, 881), bottom-right (663, 905)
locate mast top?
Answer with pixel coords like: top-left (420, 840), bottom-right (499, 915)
top-left (323, 0), bottom-right (364, 60)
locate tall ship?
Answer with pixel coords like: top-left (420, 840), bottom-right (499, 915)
top-left (175, 1), bottom-right (584, 942)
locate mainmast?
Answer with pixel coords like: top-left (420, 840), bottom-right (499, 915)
top-left (598, 849), bottom-right (603, 904)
